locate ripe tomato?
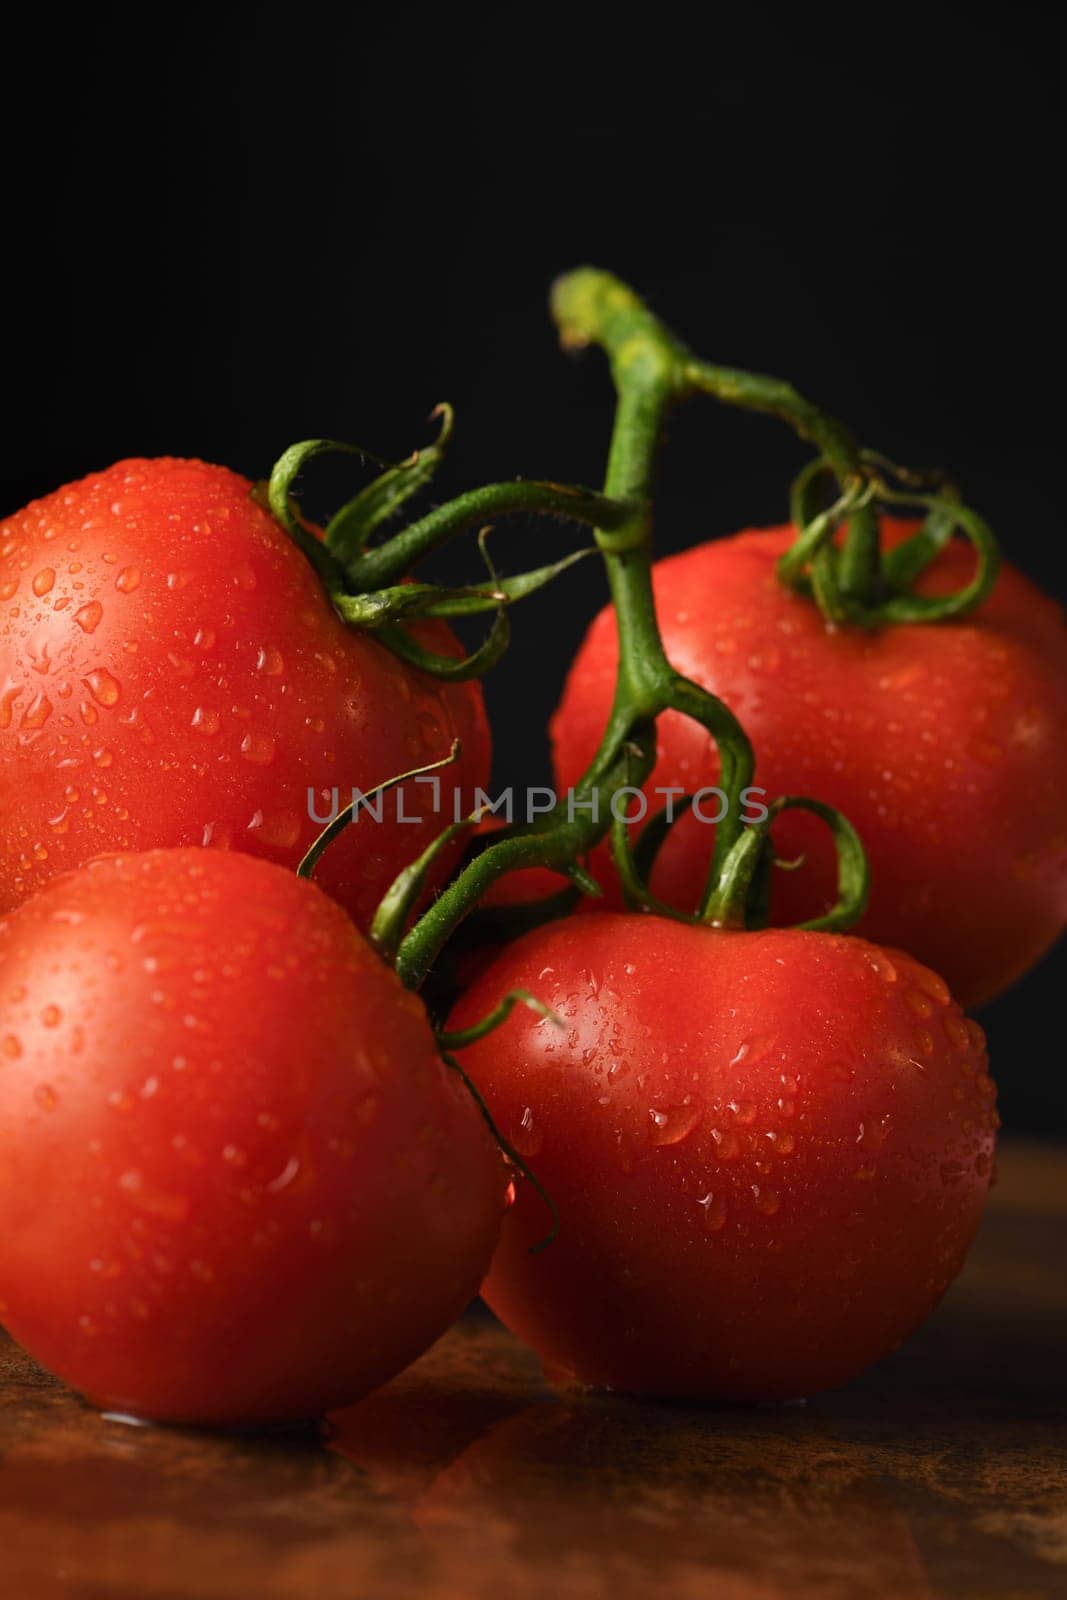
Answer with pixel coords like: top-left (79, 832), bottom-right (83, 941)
top-left (551, 521), bottom-right (1067, 1006)
top-left (448, 912), bottom-right (996, 1401)
top-left (0, 459), bottom-right (490, 927)
top-left (0, 849), bottom-right (506, 1424)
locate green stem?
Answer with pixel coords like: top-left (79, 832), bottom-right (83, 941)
top-left (683, 357), bottom-right (863, 486)
top-left (393, 271), bottom-right (759, 989)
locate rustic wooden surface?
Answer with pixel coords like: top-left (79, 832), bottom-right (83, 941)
top-left (1, 1141), bottom-right (1064, 1600)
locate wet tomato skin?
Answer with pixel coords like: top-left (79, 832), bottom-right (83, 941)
top-left (0, 849), bottom-right (507, 1425)
top-left (0, 458), bottom-right (491, 928)
top-left (448, 913), bottom-right (996, 1402)
top-left (551, 521), bottom-right (1067, 1006)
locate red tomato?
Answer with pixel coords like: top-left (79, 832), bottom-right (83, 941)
top-left (0, 459), bottom-right (490, 928)
top-left (0, 849), bottom-right (506, 1424)
top-left (551, 521), bottom-right (1067, 1006)
top-left (448, 913), bottom-right (996, 1401)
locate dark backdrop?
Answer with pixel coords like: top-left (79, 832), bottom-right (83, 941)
top-left (5, 9), bottom-right (1065, 1129)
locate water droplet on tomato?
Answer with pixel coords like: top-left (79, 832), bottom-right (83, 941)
top-left (247, 810), bottom-right (301, 849)
top-left (200, 822), bottom-right (233, 849)
top-left (256, 644), bottom-right (284, 676)
top-left (115, 566), bottom-right (141, 593)
top-left (0, 683), bottom-right (21, 729)
top-left (648, 1102), bottom-right (702, 1146)
top-left (914, 967), bottom-right (952, 1007)
top-left (868, 954), bottom-right (898, 983)
top-left (32, 568), bottom-right (56, 597)
top-left (85, 669), bottom-right (120, 708)
top-left (41, 1004), bottom-right (62, 1028)
top-left (904, 987), bottom-right (935, 1019)
top-left (74, 600), bottom-right (104, 633)
top-left (191, 707), bottom-right (220, 735)
top-left (3, 1035), bottom-right (23, 1059)
top-left (710, 1127), bottom-right (739, 1159)
top-left (697, 1192), bottom-right (727, 1231)
top-left (513, 1105), bottom-right (543, 1157)
top-left (240, 732), bottom-right (276, 765)
top-left (34, 1083), bottom-right (59, 1111)
top-left (728, 1099), bottom-right (757, 1125)
top-left (19, 691), bottom-right (53, 729)
top-left (265, 1155), bottom-right (299, 1192)
top-left (752, 1184), bottom-right (780, 1215)
top-left (27, 639), bottom-right (53, 676)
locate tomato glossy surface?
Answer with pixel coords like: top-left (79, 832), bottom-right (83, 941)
top-left (0, 459), bottom-right (490, 928)
top-left (449, 913), bottom-right (996, 1401)
top-left (551, 522), bottom-right (1067, 1005)
top-left (0, 849), bottom-right (506, 1424)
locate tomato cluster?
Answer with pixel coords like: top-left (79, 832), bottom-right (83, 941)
top-left (0, 270), bottom-right (1060, 1425)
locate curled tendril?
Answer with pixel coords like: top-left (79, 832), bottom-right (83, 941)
top-left (325, 405), bottom-right (455, 567)
top-left (267, 439), bottom-right (375, 594)
top-left (875, 492), bottom-right (1000, 621)
top-left (377, 611), bottom-right (510, 681)
top-left (296, 741), bottom-right (462, 881)
top-left (439, 1048), bottom-right (560, 1254)
top-left (437, 988), bottom-right (564, 1051)
top-left (777, 460), bottom-right (877, 624)
top-left (705, 796), bottom-right (870, 933)
top-left (611, 805), bottom-right (693, 918)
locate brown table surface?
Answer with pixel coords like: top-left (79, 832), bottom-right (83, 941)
top-left (1, 1141), bottom-right (1064, 1600)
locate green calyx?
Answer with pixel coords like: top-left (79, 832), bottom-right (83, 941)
top-left (266, 406), bottom-right (635, 680)
top-left (557, 269), bottom-right (1001, 629)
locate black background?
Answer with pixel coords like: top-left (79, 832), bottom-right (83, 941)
top-left (4, 9), bottom-right (1065, 1129)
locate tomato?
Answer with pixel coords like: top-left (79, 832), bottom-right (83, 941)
top-left (551, 520), bottom-right (1067, 1006)
top-left (0, 458), bottom-right (490, 928)
top-left (448, 912), bottom-right (996, 1401)
top-left (0, 849), bottom-right (507, 1424)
